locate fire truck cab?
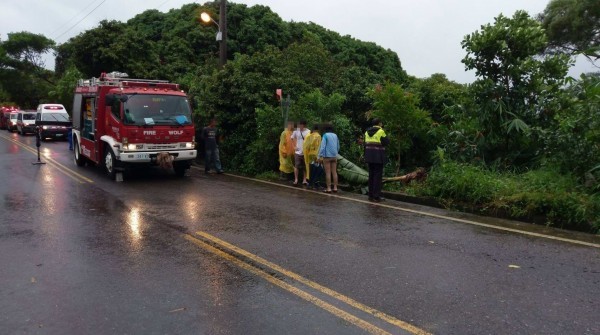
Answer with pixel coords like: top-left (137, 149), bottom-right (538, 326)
top-left (72, 72), bottom-right (197, 180)
top-left (1, 106), bottom-right (18, 130)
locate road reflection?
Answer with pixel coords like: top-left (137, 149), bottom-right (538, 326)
top-left (30, 159), bottom-right (69, 240)
top-left (184, 196), bottom-right (203, 222)
top-left (43, 172), bottom-right (53, 183)
top-left (127, 206), bottom-right (143, 245)
top-left (8, 142), bottom-right (18, 154)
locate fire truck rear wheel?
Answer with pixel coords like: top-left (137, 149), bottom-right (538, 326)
top-left (74, 141), bottom-right (86, 167)
top-left (104, 146), bottom-right (117, 180)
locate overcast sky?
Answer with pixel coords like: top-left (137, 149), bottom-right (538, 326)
top-left (0, 0), bottom-right (596, 83)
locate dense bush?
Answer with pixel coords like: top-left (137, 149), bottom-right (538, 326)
top-left (543, 74), bottom-right (600, 180)
top-left (406, 160), bottom-right (600, 233)
top-left (415, 160), bottom-right (510, 204)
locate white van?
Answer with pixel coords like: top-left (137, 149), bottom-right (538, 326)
top-left (36, 103), bottom-right (69, 116)
top-left (16, 110), bottom-right (37, 135)
top-left (35, 103), bottom-right (71, 140)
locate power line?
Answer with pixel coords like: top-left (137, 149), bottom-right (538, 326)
top-left (53, 0), bottom-right (107, 42)
top-left (156, 0), bottom-right (172, 10)
top-left (49, 0), bottom-right (102, 36)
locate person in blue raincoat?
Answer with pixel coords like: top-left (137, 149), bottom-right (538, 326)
top-left (67, 126), bottom-right (73, 150)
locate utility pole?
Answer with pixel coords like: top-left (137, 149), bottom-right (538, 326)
top-left (283, 94), bottom-right (291, 128)
top-left (219, 0), bottom-right (227, 68)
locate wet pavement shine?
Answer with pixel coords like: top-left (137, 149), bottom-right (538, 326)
top-left (0, 131), bottom-right (599, 335)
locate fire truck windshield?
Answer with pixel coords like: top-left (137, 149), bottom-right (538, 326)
top-left (123, 94), bottom-right (192, 126)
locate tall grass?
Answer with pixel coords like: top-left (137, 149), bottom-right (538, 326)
top-left (406, 161), bottom-right (600, 233)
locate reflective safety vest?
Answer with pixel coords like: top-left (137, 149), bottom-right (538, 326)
top-left (365, 127), bottom-right (386, 145)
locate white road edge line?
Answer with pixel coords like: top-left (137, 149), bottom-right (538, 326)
top-left (192, 166), bottom-right (600, 249)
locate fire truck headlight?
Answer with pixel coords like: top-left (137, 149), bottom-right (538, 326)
top-left (185, 142), bottom-right (193, 149)
top-left (127, 143), bottom-right (138, 151)
top-left (42, 125), bottom-right (48, 129)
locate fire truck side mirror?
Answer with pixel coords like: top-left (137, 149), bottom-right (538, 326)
top-left (105, 94), bottom-right (115, 105)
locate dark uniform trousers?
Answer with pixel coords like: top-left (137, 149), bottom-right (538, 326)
top-left (368, 163), bottom-right (384, 199)
top-left (364, 126), bottom-right (388, 200)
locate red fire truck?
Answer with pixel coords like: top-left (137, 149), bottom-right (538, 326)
top-left (1, 106), bottom-right (18, 130)
top-left (72, 72), bottom-right (197, 180)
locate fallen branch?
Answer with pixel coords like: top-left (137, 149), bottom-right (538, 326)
top-left (383, 168), bottom-right (427, 184)
top-left (336, 155), bottom-right (427, 186)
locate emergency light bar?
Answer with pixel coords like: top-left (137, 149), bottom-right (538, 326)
top-left (78, 77), bottom-right (171, 88)
top-left (105, 71), bottom-right (129, 79)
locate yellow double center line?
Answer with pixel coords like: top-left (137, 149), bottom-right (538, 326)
top-left (187, 231), bottom-right (431, 335)
top-left (0, 134), bottom-right (93, 184)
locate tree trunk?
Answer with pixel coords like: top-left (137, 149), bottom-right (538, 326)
top-left (505, 133), bottom-right (510, 159)
top-left (395, 149), bottom-right (401, 176)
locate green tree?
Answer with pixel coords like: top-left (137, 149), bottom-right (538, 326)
top-left (367, 82), bottom-right (432, 175)
top-left (244, 104), bottom-right (283, 174)
top-left (294, 22), bottom-right (407, 83)
top-left (53, 1), bottom-right (409, 175)
top-left (410, 73), bottom-right (471, 122)
top-left (289, 89), bottom-right (345, 124)
top-left (545, 74), bottom-right (600, 180)
top-left (461, 10), bottom-right (571, 165)
top-left (197, 34), bottom-right (346, 172)
top-left (278, 33), bottom-right (339, 94)
top-left (1, 32), bottom-right (55, 82)
top-left (288, 89), bottom-right (362, 162)
top-left (0, 32), bottom-right (55, 108)
top-left (408, 74), bottom-right (482, 164)
top-left (336, 66), bottom-right (384, 127)
top-left (56, 20), bottom-right (160, 79)
top-left (48, 65), bottom-right (83, 113)
top-left (227, 4), bottom-right (292, 55)
top-left (539, 0), bottom-right (600, 63)
top-left (55, 20), bottom-right (127, 77)
top-left (196, 45), bottom-right (285, 172)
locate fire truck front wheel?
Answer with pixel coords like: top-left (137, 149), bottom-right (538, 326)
top-left (104, 146), bottom-right (118, 180)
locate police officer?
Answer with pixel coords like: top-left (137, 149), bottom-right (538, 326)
top-left (364, 118), bottom-right (389, 202)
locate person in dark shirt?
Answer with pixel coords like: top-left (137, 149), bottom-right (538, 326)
top-left (364, 118), bottom-right (389, 202)
top-left (202, 118), bottom-right (223, 174)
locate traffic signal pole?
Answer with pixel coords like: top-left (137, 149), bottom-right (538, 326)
top-left (32, 128), bottom-right (46, 165)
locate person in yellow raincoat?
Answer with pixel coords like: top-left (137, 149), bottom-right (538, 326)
top-left (303, 123), bottom-right (322, 189)
top-left (279, 121), bottom-right (295, 174)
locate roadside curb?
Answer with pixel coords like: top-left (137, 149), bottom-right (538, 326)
top-left (380, 190), bottom-right (589, 234)
top-left (382, 191), bottom-right (444, 208)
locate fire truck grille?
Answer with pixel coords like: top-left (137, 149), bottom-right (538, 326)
top-left (147, 144), bottom-right (179, 150)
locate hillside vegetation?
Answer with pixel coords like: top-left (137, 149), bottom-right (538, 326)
top-left (0, 1), bottom-right (598, 232)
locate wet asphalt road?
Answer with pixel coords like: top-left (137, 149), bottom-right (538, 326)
top-left (0, 131), bottom-right (599, 335)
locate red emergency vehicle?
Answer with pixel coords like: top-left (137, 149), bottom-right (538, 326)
top-left (1, 106), bottom-right (18, 130)
top-left (71, 72), bottom-right (197, 180)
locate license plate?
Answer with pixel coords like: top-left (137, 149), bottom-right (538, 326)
top-left (135, 153), bottom-right (149, 159)
top-left (55, 134), bottom-right (63, 137)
